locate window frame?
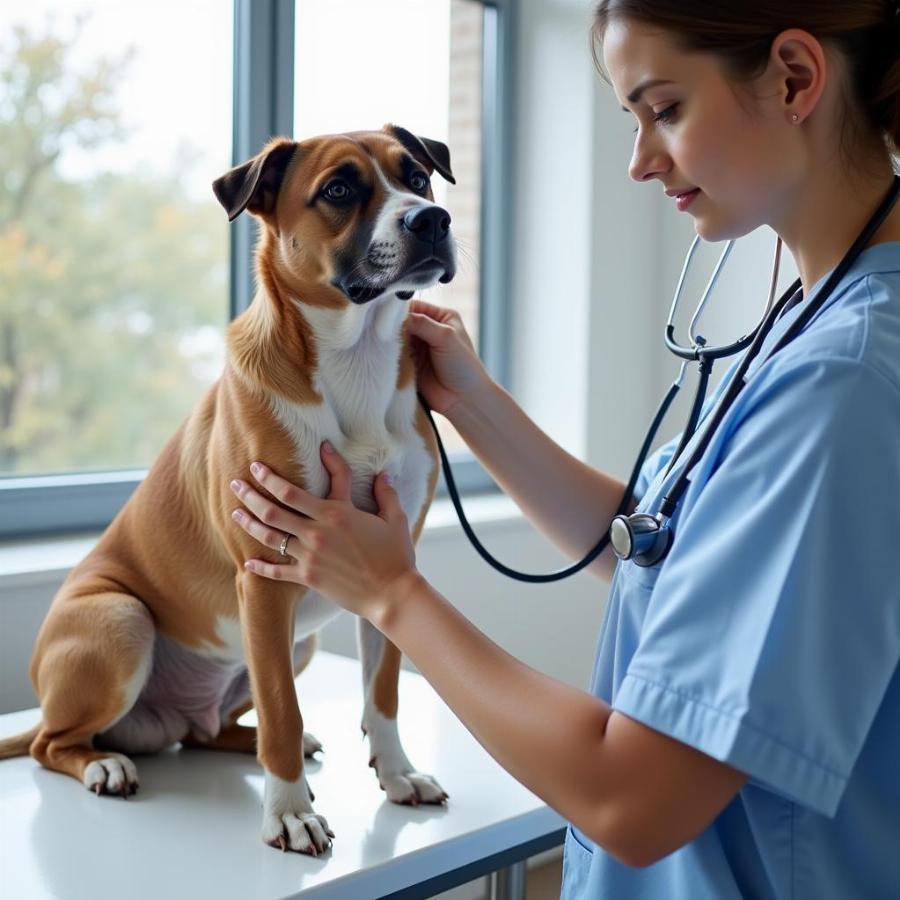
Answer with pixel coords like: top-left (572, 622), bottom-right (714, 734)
top-left (0, 0), bottom-right (515, 539)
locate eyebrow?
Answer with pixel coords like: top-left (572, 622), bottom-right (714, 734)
top-left (621, 78), bottom-right (675, 111)
top-left (332, 161), bottom-right (365, 183)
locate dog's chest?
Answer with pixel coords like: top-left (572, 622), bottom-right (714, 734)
top-left (270, 334), bottom-right (433, 522)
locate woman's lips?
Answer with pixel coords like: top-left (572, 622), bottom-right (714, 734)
top-left (676, 188), bottom-right (700, 211)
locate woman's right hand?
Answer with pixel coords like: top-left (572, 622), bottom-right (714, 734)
top-left (405, 299), bottom-right (492, 417)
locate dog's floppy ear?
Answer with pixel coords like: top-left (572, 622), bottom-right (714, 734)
top-left (385, 124), bottom-right (456, 185)
top-left (212, 138), bottom-right (298, 222)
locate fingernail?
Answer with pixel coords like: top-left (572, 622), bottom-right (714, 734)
top-left (231, 509), bottom-right (243, 522)
top-left (384, 472), bottom-right (395, 486)
top-left (322, 440), bottom-right (334, 454)
top-left (230, 480), bottom-right (242, 493)
top-left (250, 462), bottom-right (262, 476)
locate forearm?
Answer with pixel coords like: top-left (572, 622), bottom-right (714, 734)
top-left (376, 572), bottom-right (618, 844)
top-left (449, 381), bottom-right (634, 579)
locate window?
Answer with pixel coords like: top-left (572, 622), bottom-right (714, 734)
top-left (0, 0), bottom-right (512, 538)
top-left (0, 0), bottom-right (232, 535)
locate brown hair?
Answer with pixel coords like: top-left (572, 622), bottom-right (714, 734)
top-left (590, 1), bottom-right (900, 168)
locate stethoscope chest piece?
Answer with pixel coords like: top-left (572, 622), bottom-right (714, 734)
top-left (609, 512), bottom-right (673, 567)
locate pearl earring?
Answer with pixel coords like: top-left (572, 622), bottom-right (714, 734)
top-left (791, 113), bottom-right (800, 124)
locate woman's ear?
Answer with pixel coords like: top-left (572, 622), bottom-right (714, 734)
top-left (769, 28), bottom-right (827, 124)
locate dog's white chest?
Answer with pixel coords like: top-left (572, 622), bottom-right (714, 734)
top-left (272, 388), bottom-right (431, 522)
top-left (271, 300), bottom-right (434, 524)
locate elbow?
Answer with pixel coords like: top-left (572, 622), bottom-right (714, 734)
top-left (593, 833), bottom-right (667, 870)
top-left (610, 843), bottom-right (669, 870)
top-left (583, 807), bottom-right (680, 870)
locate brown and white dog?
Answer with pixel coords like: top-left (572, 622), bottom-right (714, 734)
top-left (0, 124), bottom-right (457, 855)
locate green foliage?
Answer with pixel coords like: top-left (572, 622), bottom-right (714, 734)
top-left (0, 21), bottom-right (228, 475)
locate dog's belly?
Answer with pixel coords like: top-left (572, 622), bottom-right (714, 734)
top-left (102, 602), bottom-right (337, 754)
top-left (101, 608), bottom-right (340, 753)
top-left (97, 630), bottom-right (245, 751)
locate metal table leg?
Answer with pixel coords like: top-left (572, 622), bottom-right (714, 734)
top-left (489, 860), bottom-right (527, 900)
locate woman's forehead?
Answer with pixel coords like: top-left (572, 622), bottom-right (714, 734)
top-left (603, 19), bottom-right (703, 104)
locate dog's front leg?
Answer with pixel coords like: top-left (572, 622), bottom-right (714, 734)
top-left (238, 573), bottom-right (333, 854)
top-left (358, 617), bottom-right (448, 805)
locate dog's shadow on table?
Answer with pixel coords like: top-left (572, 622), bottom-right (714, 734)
top-left (360, 794), bottom-right (450, 861)
top-left (27, 748), bottom-right (328, 895)
top-left (27, 744), bottom-right (446, 887)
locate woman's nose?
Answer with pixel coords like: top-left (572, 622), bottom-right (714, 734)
top-left (628, 132), bottom-right (670, 183)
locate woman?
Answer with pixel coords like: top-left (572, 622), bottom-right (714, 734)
top-left (230, 2), bottom-right (900, 895)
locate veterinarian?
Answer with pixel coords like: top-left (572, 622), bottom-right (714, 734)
top-left (229, 1), bottom-right (900, 895)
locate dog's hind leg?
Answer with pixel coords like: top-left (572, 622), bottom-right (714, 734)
top-left (357, 618), bottom-right (447, 805)
top-left (29, 590), bottom-right (154, 797)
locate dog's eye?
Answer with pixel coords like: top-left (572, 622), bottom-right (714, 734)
top-left (410, 171), bottom-right (429, 193)
top-left (322, 179), bottom-right (355, 203)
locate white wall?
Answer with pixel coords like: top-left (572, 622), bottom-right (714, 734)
top-left (0, 0), bottom-right (795, 717)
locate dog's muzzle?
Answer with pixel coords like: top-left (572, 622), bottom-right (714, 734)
top-left (337, 204), bottom-right (456, 305)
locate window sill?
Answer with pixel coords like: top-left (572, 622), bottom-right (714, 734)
top-left (0, 493), bottom-right (524, 588)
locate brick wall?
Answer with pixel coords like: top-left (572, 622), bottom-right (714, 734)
top-left (433, 0), bottom-right (483, 455)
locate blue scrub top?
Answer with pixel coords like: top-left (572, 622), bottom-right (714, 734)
top-left (561, 242), bottom-right (900, 899)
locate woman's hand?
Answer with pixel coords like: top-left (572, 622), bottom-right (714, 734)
top-left (229, 442), bottom-right (418, 620)
top-left (406, 299), bottom-right (492, 417)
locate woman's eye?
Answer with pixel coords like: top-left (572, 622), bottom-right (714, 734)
top-left (632, 103), bottom-right (679, 134)
top-left (410, 171), bottom-right (430, 192)
top-left (323, 179), bottom-right (354, 202)
top-left (654, 103), bottom-right (679, 124)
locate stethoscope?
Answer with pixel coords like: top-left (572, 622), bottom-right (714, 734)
top-left (419, 175), bottom-right (900, 582)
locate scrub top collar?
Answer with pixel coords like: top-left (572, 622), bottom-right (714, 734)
top-left (744, 239), bottom-right (900, 382)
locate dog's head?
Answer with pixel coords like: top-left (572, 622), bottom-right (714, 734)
top-left (212, 125), bottom-right (457, 306)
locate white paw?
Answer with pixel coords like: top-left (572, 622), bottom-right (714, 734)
top-left (262, 771), bottom-right (334, 855)
top-left (83, 753), bottom-right (139, 798)
top-left (302, 730), bottom-right (323, 758)
top-left (375, 763), bottom-right (449, 806)
top-left (364, 709), bottom-right (448, 806)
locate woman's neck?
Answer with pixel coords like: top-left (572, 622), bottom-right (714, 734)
top-left (776, 159), bottom-right (900, 293)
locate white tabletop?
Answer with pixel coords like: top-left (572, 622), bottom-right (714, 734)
top-left (0, 651), bottom-right (565, 899)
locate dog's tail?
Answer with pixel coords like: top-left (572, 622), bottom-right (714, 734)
top-left (0, 723), bottom-right (40, 759)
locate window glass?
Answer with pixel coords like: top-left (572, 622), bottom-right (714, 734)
top-left (0, 1), bottom-right (232, 476)
top-left (295, 0), bottom-right (483, 455)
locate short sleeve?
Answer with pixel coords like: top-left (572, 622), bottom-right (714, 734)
top-left (614, 356), bottom-right (900, 817)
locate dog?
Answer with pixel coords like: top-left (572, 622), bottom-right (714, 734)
top-left (0, 124), bottom-right (457, 855)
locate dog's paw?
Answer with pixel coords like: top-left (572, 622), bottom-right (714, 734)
top-left (372, 758), bottom-right (449, 806)
top-left (363, 710), bottom-right (449, 806)
top-left (262, 771), bottom-right (334, 855)
top-left (302, 730), bottom-right (323, 758)
top-left (83, 753), bottom-right (139, 798)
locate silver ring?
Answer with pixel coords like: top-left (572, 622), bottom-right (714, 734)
top-left (279, 533), bottom-right (291, 557)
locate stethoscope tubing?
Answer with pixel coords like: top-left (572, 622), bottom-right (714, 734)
top-left (421, 174), bottom-right (900, 582)
top-left (419, 377), bottom-right (681, 583)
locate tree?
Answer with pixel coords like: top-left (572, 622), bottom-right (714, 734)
top-left (0, 20), bottom-right (228, 475)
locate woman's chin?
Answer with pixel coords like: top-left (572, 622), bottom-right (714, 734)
top-left (694, 216), bottom-right (752, 244)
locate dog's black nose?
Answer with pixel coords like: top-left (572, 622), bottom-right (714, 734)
top-left (402, 205), bottom-right (451, 244)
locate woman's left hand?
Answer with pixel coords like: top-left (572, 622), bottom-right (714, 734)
top-left (229, 442), bottom-right (417, 620)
